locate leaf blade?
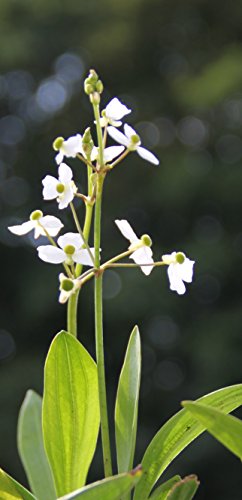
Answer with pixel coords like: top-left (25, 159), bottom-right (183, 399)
top-left (42, 331), bottom-right (100, 497)
top-left (0, 468), bottom-right (36, 500)
top-left (149, 476), bottom-right (181, 500)
top-left (134, 384), bottom-right (242, 500)
top-left (17, 390), bottom-right (56, 500)
top-left (167, 475), bottom-right (199, 500)
top-left (58, 467), bottom-right (142, 500)
top-left (183, 401), bottom-right (242, 459)
top-left (115, 325), bottom-right (141, 473)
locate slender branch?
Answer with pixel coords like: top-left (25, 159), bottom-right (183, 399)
top-left (70, 201), bottom-right (95, 266)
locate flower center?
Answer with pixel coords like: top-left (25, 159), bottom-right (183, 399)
top-left (141, 234), bottom-right (152, 247)
top-left (53, 136), bottom-right (64, 151)
top-left (61, 278), bottom-right (74, 292)
top-left (64, 244), bottom-right (75, 255)
top-left (30, 210), bottom-right (43, 221)
top-left (56, 183), bottom-right (65, 194)
top-left (176, 252), bottom-right (185, 264)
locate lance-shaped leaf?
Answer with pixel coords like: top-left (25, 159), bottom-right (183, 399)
top-left (0, 468), bottom-right (36, 499)
top-left (134, 384), bottom-right (242, 500)
top-left (115, 325), bottom-right (141, 473)
top-left (149, 475), bottom-right (181, 500)
top-left (167, 475), bottom-right (199, 500)
top-left (42, 331), bottom-right (100, 497)
top-left (17, 390), bottom-right (56, 500)
top-left (183, 401), bottom-right (242, 460)
top-left (58, 467), bottom-right (142, 499)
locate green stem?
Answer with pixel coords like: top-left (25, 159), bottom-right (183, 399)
top-left (67, 293), bottom-right (78, 337)
top-left (70, 201), bottom-right (95, 266)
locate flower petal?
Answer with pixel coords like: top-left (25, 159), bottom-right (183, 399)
top-left (55, 151), bottom-right (64, 164)
top-left (42, 175), bottom-right (58, 200)
top-left (62, 134), bottom-right (82, 157)
top-left (73, 248), bottom-right (95, 266)
top-left (177, 258), bottom-right (195, 283)
top-left (137, 146), bottom-right (159, 165)
top-left (107, 126), bottom-right (130, 147)
top-left (40, 215), bottom-right (63, 236)
top-left (130, 247), bottom-right (154, 275)
top-left (167, 264), bottom-right (186, 295)
top-left (58, 232), bottom-right (83, 250)
top-left (37, 246), bottom-right (65, 264)
top-left (58, 185), bottom-right (75, 209)
top-left (8, 220), bottom-right (34, 236)
top-left (58, 163), bottom-right (73, 183)
top-left (123, 123), bottom-right (137, 139)
top-left (115, 219), bottom-right (139, 244)
top-left (103, 146), bottom-right (124, 162)
top-left (105, 98), bottom-right (131, 121)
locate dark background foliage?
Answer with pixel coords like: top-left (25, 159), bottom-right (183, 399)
top-left (1, 0), bottom-right (242, 498)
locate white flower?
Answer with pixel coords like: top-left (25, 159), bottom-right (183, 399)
top-left (54, 134), bottom-right (83, 165)
top-left (58, 273), bottom-right (80, 304)
top-left (103, 146), bottom-right (125, 163)
top-left (107, 124), bottom-right (159, 165)
top-left (100, 97), bottom-right (131, 127)
top-left (115, 219), bottom-right (154, 276)
top-left (8, 210), bottom-right (63, 239)
top-left (162, 251), bottom-right (195, 295)
top-left (42, 163), bottom-right (77, 210)
top-left (37, 232), bottom-right (95, 266)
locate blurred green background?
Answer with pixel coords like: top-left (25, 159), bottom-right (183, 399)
top-left (1, 0), bottom-right (242, 498)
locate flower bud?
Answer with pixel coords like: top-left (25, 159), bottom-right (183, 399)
top-left (82, 127), bottom-right (94, 157)
top-left (176, 252), bottom-right (185, 264)
top-left (141, 234), bottom-right (152, 247)
top-left (96, 79), bottom-right (104, 94)
top-left (90, 92), bottom-right (100, 104)
top-left (30, 210), bottom-right (43, 221)
top-left (53, 137), bottom-right (64, 151)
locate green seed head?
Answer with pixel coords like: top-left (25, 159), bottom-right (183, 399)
top-left (61, 278), bottom-right (74, 292)
top-left (64, 244), bottom-right (75, 256)
top-left (176, 252), bottom-right (185, 264)
top-left (30, 210), bottom-right (43, 221)
top-left (56, 183), bottom-right (65, 194)
top-left (53, 136), bottom-right (64, 151)
top-left (141, 234), bottom-right (152, 247)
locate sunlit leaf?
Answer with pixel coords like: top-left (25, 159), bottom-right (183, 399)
top-left (17, 390), bottom-right (56, 500)
top-left (183, 401), bottom-right (242, 460)
top-left (149, 475), bottom-right (181, 499)
top-left (134, 384), bottom-right (242, 500)
top-left (167, 475), bottom-right (199, 500)
top-left (58, 467), bottom-right (142, 499)
top-left (42, 331), bottom-right (100, 497)
top-left (115, 325), bottom-right (141, 473)
top-left (0, 468), bottom-right (35, 499)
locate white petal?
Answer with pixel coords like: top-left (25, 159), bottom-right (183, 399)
top-left (58, 232), bottom-right (83, 250)
top-left (58, 185), bottom-right (75, 209)
top-left (177, 258), bottom-right (195, 283)
top-left (37, 246), bottom-right (65, 264)
top-left (168, 264), bottom-right (186, 295)
top-left (109, 119), bottom-right (122, 127)
top-left (73, 248), bottom-right (95, 266)
top-left (58, 163), bottom-right (73, 183)
top-left (115, 219), bottom-right (139, 244)
top-left (130, 247), bottom-right (154, 275)
top-left (162, 252), bottom-right (176, 265)
top-left (55, 151), bottom-right (64, 164)
top-left (40, 215), bottom-right (63, 236)
top-left (42, 175), bottom-right (58, 200)
top-left (103, 146), bottom-right (124, 162)
top-left (107, 126), bottom-right (130, 147)
top-left (105, 98), bottom-right (131, 121)
top-left (124, 123), bottom-right (137, 139)
top-left (137, 146), bottom-right (159, 165)
top-left (62, 134), bottom-right (82, 156)
top-left (90, 146), bottom-right (99, 161)
top-left (8, 220), bottom-right (34, 236)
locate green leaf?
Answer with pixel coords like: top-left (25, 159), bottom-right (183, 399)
top-left (167, 475), bottom-right (199, 500)
top-left (149, 476), bottom-right (181, 500)
top-left (17, 390), bottom-right (56, 500)
top-left (183, 401), bottom-right (242, 460)
top-left (58, 467), bottom-right (142, 499)
top-left (42, 331), bottom-right (100, 497)
top-left (134, 384), bottom-right (242, 500)
top-left (115, 325), bottom-right (141, 473)
top-left (0, 468), bottom-right (36, 499)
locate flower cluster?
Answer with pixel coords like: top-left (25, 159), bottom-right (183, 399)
top-left (8, 74), bottom-right (194, 303)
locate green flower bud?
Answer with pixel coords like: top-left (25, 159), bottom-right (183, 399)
top-left (64, 244), bottom-right (75, 255)
top-left (176, 252), bottom-right (185, 264)
top-left (56, 183), bottom-right (65, 194)
top-left (84, 82), bottom-right (95, 95)
top-left (96, 79), bottom-right (104, 94)
top-left (90, 92), bottom-right (100, 104)
top-left (53, 137), bottom-right (64, 151)
top-left (82, 127), bottom-right (94, 157)
top-left (86, 69), bottom-right (99, 84)
top-left (61, 278), bottom-right (74, 292)
top-left (141, 234), bottom-right (152, 247)
top-left (30, 210), bottom-right (43, 221)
